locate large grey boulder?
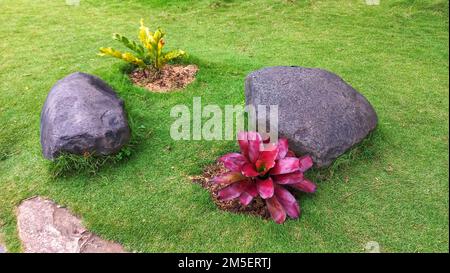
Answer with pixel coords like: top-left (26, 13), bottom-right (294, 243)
top-left (40, 72), bottom-right (130, 159)
top-left (245, 66), bottom-right (378, 168)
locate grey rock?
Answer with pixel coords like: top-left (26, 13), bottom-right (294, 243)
top-left (40, 72), bottom-right (130, 159)
top-left (245, 66), bottom-right (377, 167)
top-left (17, 196), bottom-right (126, 253)
top-left (0, 245), bottom-right (6, 253)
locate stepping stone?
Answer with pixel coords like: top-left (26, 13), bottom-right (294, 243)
top-left (17, 196), bottom-right (126, 253)
top-left (0, 233), bottom-right (5, 253)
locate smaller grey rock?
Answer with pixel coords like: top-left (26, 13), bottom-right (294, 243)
top-left (0, 245), bottom-right (6, 253)
top-left (40, 72), bottom-right (130, 159)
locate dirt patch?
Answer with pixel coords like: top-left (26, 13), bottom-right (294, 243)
top-left (16, 196), bottom-right (126, 253)
top-left (191, 162), bottom-right (269, 219)
top-left (130, 64), bottom-right (198, 92)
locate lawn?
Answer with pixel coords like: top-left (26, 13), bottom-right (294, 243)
top-left (0, 0), bottom-right (448, 253)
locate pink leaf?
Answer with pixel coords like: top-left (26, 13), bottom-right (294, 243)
top-left (212, 172), bottom-right (246, 185)
top-left (247, 132), bottom-right (262, 163)
top-left (275, 186), bottom-right (300, 219)
top-left (289, 179), bottom-right (317, 193)
top-left (266, 196), bottom-right (287, 224)
top-left (272, 171), bottom-right (304, 184)
top-left (299, 155), bottom-right (314, 172)
top-left (270, 157), bottom-right (300, 175)
top-left (245, 183), bottom-right (258, 197)
top-left (241, 163), bottom-right (259, 177)
top-left (218, 181), bottom-right (247, 201)
top-left (276, 138), bottom-right (289, 160)
top-left (237, 131), bottom-right (249, 159)
top-left (219, 153), bottom-right (248, 172)
top-left (256, 177), bottom-right (274, 199)
top-left (239, 192), bottom-right (253, 206)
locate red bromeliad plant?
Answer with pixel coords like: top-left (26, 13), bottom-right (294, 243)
top-left (213, 131), bottom-right (316, 224)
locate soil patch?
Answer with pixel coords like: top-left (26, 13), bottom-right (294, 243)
top-left (191, 162), bottom-right (269, 219)
top-left (130, 64), bottom-right (198, 92)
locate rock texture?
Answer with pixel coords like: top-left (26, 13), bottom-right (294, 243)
top-left (17, 196), bottom-right (126, 253)
top-left (245, 66), bottom-right (378, 167)
top-left (40, 72), bottom-right (130, 159)
top-left (0, 245), bottom-right (6, 253)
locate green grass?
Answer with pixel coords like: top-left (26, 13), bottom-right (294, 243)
top-left (0, 0), bottom-right (448, 253)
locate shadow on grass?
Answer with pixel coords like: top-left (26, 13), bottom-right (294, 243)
top-left (307, 127), bottom-right (386, 184)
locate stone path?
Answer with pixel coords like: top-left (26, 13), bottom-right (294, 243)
top-left (0, 232), bottom-right (6, 253)
top-left (17, 196), bottom-right (126, 253)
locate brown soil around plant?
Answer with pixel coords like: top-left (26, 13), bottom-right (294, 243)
top-left (191, 161), bottom-right (270, 219)
top-left (130, 64), bottom-right (198, 92)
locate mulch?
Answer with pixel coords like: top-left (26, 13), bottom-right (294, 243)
top-left (130, 64), bottom-right (198, 92)
top-left (191, 161), bottom-right (270, 219)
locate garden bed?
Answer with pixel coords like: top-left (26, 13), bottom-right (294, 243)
top-left (130, 64), bottom-right (198, 92)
